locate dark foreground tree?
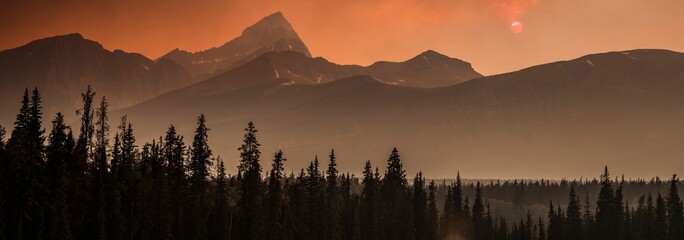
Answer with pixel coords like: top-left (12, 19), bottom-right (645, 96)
top-left (237, 121), bottom-right (265, 240)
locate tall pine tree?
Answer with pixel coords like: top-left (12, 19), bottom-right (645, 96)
top-left (381, 148), bottom-right (413, 240)
top-left (188, 114), bottom-right (212, 239)
top-left (237, 121), bottom-right (265, 240)
top-left (266, 151), bottom-right (286, 240)
top-left (667, 174), bottom-right (683, 240)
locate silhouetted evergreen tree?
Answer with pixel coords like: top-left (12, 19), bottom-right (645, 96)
top-left (582, 193), bottom-right (594, 240)
top-left (187, 114), bottom-right (212, 239)
top-left (44, 113), bottom-right (73, 240)
top-left (566, 183), bottom-right (582, 240)
top-left (209, 159), bottom-right (230, 240)
top-left (595, 167), bottom-right (618, 240)
top-left (538, 217), bottom-right (546, 240)
top-left (285, 169), bottom-right (309, 240)
top-left (306, 157), bottom-right (326, 239)
top-left (326, 149), bottom-right (342, 240)
top-left (86, 96), bottom-right (108, 240)
top-left (413, 172), bottom-right (428, 240)
top-left (266, 151), bottom-right (286, 240)
top-left (72, 86), bottom-right (96, 239)
top-left (340, 173), bottom-right (359, 240)
top-left (147, 137), bottom-right (174, 240)
top-left (380, 148), bottom-right (413, 240)
top-left (361, 160), bottom-right (381, 240)
top-left (644, 193), bottom-right (656, 240)
top-left (426, 180), bottom-right (439, 240)
top-left (472, 182), bottom-right (486, 240)
top-left (7, 88), bottom-right (46, 239)
top-left (614, 177), bottom-right (625, 240)
top-left (667, 174), bottom-right (683, 240)
top-left (547, 201), bottom-right (564, 240)
top-left (655, 193), bottom-right (668, 240)
top-left (163, 125), bottom-right (187, 239)
top-left (237, 121), bottom-right (265, 240)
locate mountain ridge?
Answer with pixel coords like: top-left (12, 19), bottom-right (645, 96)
top-left (158, 11), bottom-right (312, 80)
top-left (0, 33), bottom-right (194, 124)
top-left (114, 48), bottom-right (684, 178)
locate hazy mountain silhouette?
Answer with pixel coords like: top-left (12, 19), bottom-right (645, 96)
top-left (165, 49), bottom-right (481, 97)
top-left (0, 33), bottom-right (193, 124)
top-left (117, 49), bottom-right (684, 178)
top-left (365, 50), bottom-right (482, 87)
top-left (158, 11), bottom-right (312, 80)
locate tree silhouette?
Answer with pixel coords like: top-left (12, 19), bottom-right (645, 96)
top-left (667, 174), bottom-right (683, 240)
top-left (266, 151), bottom-right (286, 240)
top-left (237, 121), bottom-right (265, 240)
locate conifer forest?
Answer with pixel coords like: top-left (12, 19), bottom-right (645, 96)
top-left (1, 87), bottom-right (683, 240)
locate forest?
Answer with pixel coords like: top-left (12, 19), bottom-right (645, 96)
top-left (0, 87), bottom-right (682, 240)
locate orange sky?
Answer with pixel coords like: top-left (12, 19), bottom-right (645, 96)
top-left (1, 0), bottom-right (683, 75)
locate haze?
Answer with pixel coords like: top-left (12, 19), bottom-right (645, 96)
top-left (2, 0), bottom-right (684, 75)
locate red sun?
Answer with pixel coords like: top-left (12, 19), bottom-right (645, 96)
top-left (511, 21), bottom-right (524, 34)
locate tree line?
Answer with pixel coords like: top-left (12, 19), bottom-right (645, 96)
top-left (0, 87), bottom-right (682, 240)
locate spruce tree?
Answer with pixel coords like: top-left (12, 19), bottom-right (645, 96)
top-left (426, 180), bottom-right (439, 240)
top-left (472, 182), bottom-right (486, 240)
top-left (7, 88), bottom-right (46, 239)
top-left (381, 148), bottom-right (413, 240)
top-left (325, 149), bottom-right (341, 240)
top-left (71, 86), bottom-right (96, 238)
top-left (655, 193), bottom-right (668, 240)
top-left (614, 178), bottom-right (625, 240)
top-left (237, 121), bottom-right (265, 240)
top-left (667, 174), bottom-right (683, 240)
top-left (566, 183), bottom-right (582, 240)
top-left (413, 172), bottom-right (428, 240)
top-left (266, 151), bottom-right (286, 240)
top-left (163, 125), bottom-right (186, 239)
top-left (285, 169), bottom-right (309, 240)
top-left (547, 201), bottom-right (563, 240)
top-left (596, 167), bottom-right (617, 240)
top-left (645, 193), bottom-right (656, 240)
top-left (582, 193), bottom-right (594, 240)
top-left (209, 160), bottom-right (230, 240)
top-left (6, 89), bottom-right (30, 239)
top-left (306, 157), bottom-right (325, 239)
top-left (188, 114), bottom-right (212, 239)
top-left (361, 160), bottom-right (380, 240)
top-left (145, 139), bottom-right (173, 240)
top-left (45, 113), bottom-right (73, 240)
top-left (87, 96), bottom-right (109, 240)
top-left (75, 86), bottom-right (95, 167)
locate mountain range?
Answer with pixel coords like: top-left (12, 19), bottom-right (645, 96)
top-left (1, 12), bottom-right (683, 178)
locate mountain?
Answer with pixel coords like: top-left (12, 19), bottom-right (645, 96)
top-left (116, 49), bottom-right (684, 179)
top-left (158, 11), bottom-right (312, 80)
top-left (365, 50), bottom-right (482, 87)
top-left (0, 33), bottom-right (194, 125)
top-left (170, 49), bottom-right (480, 97)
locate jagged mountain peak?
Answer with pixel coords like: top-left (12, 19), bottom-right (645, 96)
top-left (159, 11), bottom-right (311, 80)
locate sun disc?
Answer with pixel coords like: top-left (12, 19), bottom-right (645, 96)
top-left (511, 21), bottom-right (524, 34)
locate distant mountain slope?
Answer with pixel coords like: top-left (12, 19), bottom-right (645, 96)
top-left (165, 49), bottom-right (481, 98)
top-left (158, 12), bottom-right (312, 80)
top-left (366, 50), bottom-right (482, 87)
top-left (0, 33), bottom-right (193, 124)
top-left (117, 49), bottom-right (684, 179)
